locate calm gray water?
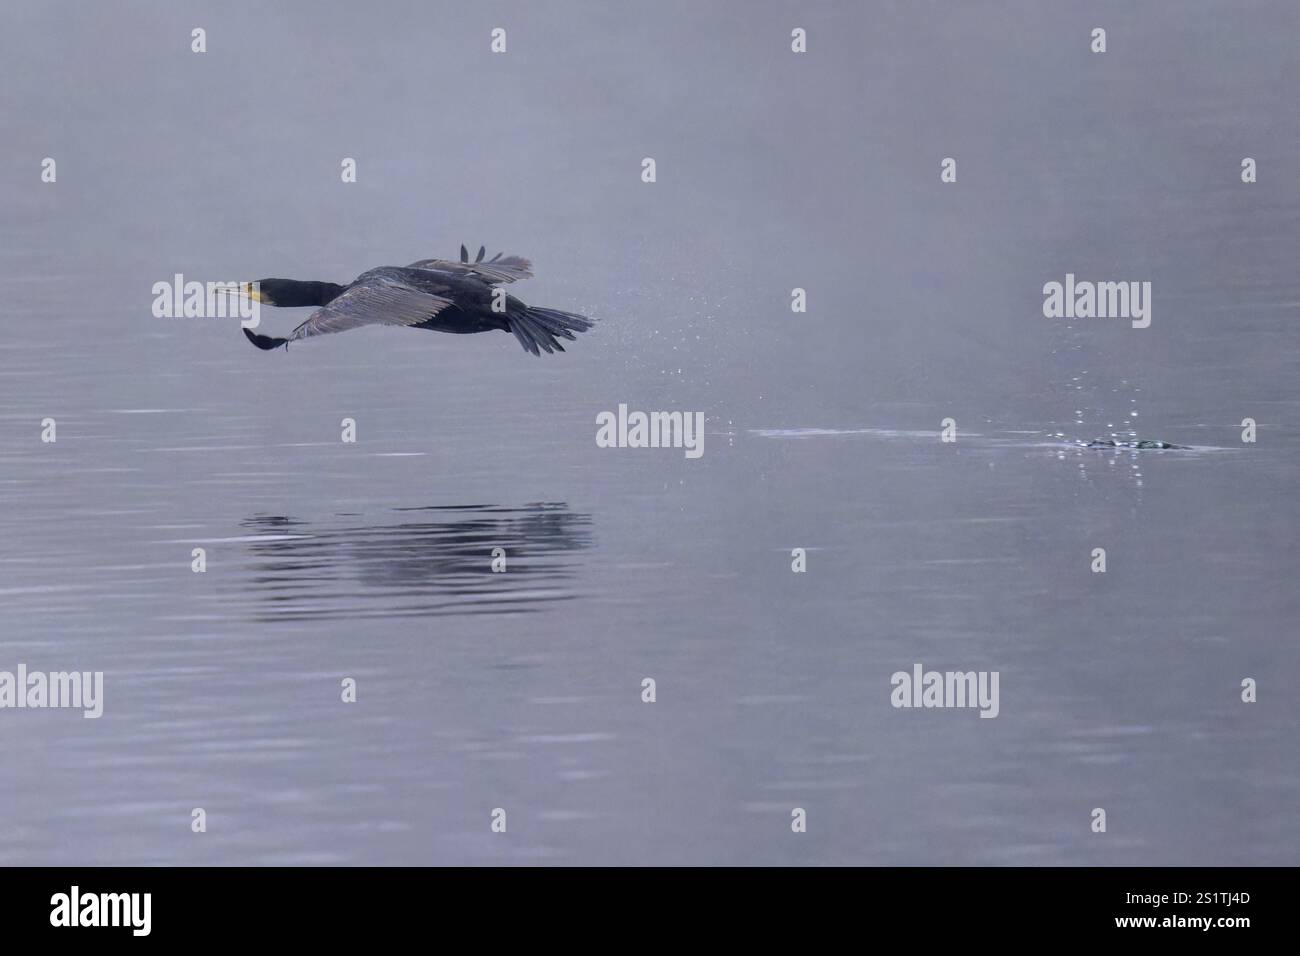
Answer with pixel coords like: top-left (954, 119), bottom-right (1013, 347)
top-left (1, 1), bottom-right (1296, 865)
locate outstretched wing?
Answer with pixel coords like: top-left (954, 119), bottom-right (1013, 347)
top-left (407, 244), bottom-right (533, 284)
top-left (288, 272), bottom-right (455, 341)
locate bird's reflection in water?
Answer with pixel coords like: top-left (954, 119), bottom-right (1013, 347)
top-left (236, 503), bottom-right (593, 621)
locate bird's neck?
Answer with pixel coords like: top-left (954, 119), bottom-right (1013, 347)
top-left (300, 281), bottom-right (346, 306)
top-left (265, 280), bottom-right (346, 307)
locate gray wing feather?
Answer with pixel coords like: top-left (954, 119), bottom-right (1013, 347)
top-left (406, 251), bottom-right (533, 284)
top-left (288, 274), bottom-right (454, 341)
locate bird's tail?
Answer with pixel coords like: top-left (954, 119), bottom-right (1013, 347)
top-left (243, 328), bottom-right (289, 351)
top-left (506, 306), bottom-right (596, 356)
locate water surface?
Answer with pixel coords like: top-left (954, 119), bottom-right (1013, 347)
top-left (0, 1), bottom-right (1296, 865)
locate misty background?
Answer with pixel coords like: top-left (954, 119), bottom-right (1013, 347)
top-left (0, 1), bottom-right (1296, 864)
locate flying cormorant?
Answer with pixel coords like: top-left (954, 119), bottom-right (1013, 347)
top-left (231, 245), bottom-right (595, 356)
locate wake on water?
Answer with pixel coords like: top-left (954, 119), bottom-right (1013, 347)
top-left (747, 427), bottom-right (1227, 452)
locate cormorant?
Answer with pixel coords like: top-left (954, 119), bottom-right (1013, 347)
top-left (231, 245), bottom-right (595, 356)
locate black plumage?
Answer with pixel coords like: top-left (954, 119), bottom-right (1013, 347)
top-left (238, 246), bottom-right (595, 356)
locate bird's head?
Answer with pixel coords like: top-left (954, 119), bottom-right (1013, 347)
top-left (243, 279), bottom-right (288, 306)
top-left (214, 280), bottom-right (272, 306)
top-left (223, 279), bottom-right (345, 308)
